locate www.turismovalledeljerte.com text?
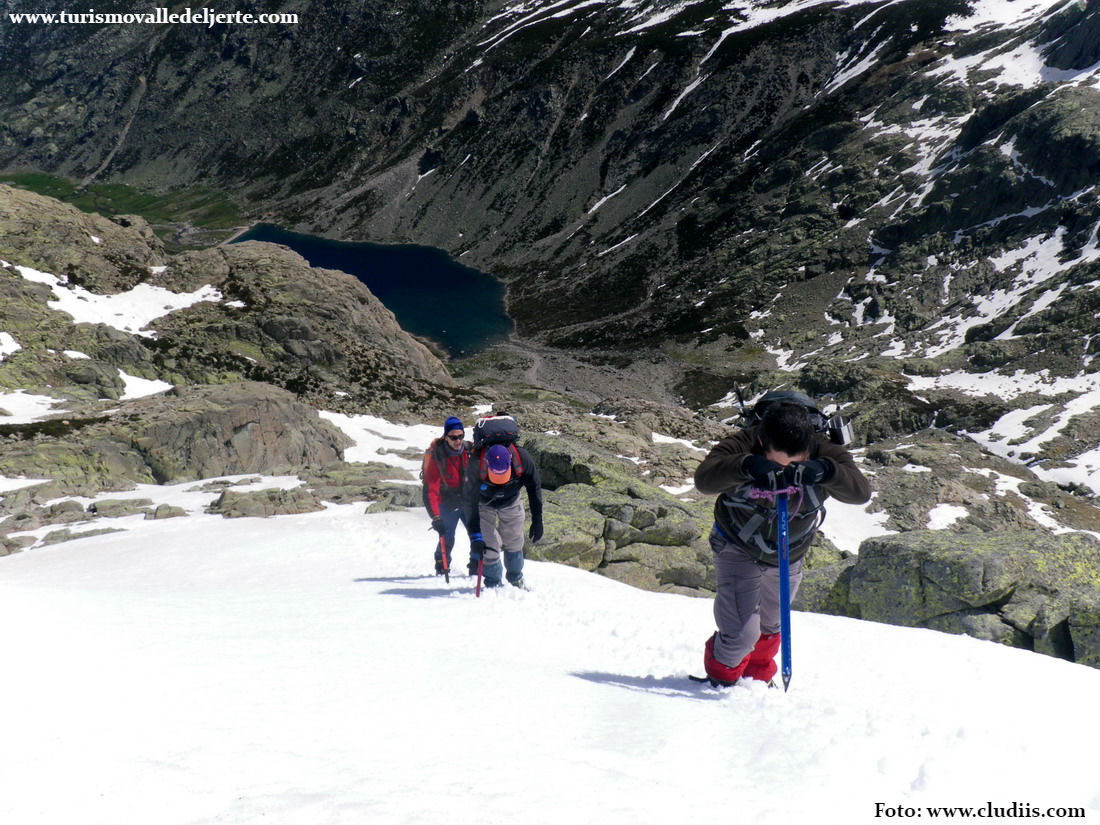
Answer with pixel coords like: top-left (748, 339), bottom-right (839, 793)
top-left (6, 8), bottom-right (299, 27)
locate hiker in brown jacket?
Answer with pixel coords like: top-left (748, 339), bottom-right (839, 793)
top-left (694, 393), bottom-right (871, 685)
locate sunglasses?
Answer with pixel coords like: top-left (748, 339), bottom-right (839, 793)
top-left (445, 434), bottom-right (464, 442)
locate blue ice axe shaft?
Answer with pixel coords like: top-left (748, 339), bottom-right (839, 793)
top-left (776, 491), bottom-right (793, 692)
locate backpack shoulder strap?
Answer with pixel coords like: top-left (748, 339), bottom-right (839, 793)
top-left (421, 437), bottom-right (444, 480)
top-left (477, 444), bottom-right (524, 482)
top-left (721, 484), bottom-right (827, 554)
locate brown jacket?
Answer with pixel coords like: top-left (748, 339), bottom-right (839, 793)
top-left (694, 427), bottom-right (872, 564)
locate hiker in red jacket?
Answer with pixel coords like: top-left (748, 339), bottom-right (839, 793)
top-left (423, 416), bottom-right (472, 575)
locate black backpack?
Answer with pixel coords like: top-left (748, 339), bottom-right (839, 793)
top-left (472, 414), bottom-right (520, 449)
top-left (471, 415), bottom-right (524, 483)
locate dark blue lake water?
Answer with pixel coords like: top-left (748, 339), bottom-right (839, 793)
top-left (230, 224), bottom-right (513, 357)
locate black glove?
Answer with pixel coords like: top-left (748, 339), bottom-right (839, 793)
top-left (470, 538), bottom-right (485, 561)
top-left (529, 521), bottom-right (543, 543)
top-left (430, 516), bottom-right (445, 535)
top-left (785, 459), bottom-right (833, 486)
top-left (742, 454), bottom-right (783, 489)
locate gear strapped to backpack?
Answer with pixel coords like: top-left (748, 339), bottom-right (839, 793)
top-left (720, 388), bottom-right (851, 558)
top-left (472, 414), bottom-right (520, 448)
top-left (736, 389), bottom-right (854, 446)
top-left (472, 415), bottom-right (524, 483)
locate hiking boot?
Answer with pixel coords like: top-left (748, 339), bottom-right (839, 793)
top-left (467, 560), bottom-right (480, 576)
top-left (435, 558), bottom-right (445, 575)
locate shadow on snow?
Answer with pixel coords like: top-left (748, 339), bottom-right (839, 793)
top-left (353, 575), bottom-right (480, 599)
top-left (572, 671), bottom-right (727, 700)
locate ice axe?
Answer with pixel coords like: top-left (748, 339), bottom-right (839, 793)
top-left (775, 489), bottom-right (793, 692)
top-left (438, 534), bottom-right (449, 584)
top-left (748, 484), bottom-right (798, 691)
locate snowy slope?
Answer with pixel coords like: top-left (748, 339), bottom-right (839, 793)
top-left (1, 492), bottom-right (1098, 825)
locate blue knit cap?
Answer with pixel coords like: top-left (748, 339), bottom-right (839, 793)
top-left (443, 416), bottom-right (464, 435)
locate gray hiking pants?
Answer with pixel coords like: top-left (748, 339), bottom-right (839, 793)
top-left (479, 496), bottom-right (526, 559)
top-left (478, 497), bottom-right (526, 586)
top-left (710, 528), bottom-right (803, 668)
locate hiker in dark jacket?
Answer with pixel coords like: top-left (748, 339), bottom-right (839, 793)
top-left (423, 416), bottom-right (472, 575)
top-left (465, 442), bottom-right (543, 588)
top-left (694, 399), bottom-right (871, 685)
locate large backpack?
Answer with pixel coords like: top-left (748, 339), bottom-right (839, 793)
top-left (736, 388), bottom-right (853, 446)
top-left (722, 388), bottom-right (846, 558)
top-left (720, 483), bottom-right (827, 559)
top-left (471, 415), bottom-right (524, 483)
top-left (472, 414), bottom-right (520, 448)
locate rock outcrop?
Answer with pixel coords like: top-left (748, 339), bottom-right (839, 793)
top-left (0, 381), bottom-right (351, 491)
top-left (0, 184), bottom-right (166, 291)
top-left (796, 530), bottom-right (1100, 668)
top-left (517, 431), bottom-right (713, 595)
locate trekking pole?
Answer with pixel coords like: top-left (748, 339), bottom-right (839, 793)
top-left (475, 557), bottom-right (484, 598)
top-left (775, 490), bottom-right (793, 692)
top-left (438, 535), bottom-right (449, 584)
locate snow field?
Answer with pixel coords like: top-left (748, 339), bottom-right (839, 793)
top-left (1, 501), bottom-right (1097, 825)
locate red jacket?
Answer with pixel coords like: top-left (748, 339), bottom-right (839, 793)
top-left (423, 439), bottom-right (470, 518)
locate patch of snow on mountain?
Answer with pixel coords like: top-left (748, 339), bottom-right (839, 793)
top-left (588, 184), bottom-right (628, 214)
top-left (768, 346), bottom-right (807, 372)
top-left (118, 370), bottom-right (174, 401)
top-left (662, 73), bottom-right (709, 120)
top-left (968, 381), bottom-right (1100, 495)
top-left (904, 366), bottom-right (1100, 494)
top-left (651, 431), bottom-right (705, 451)
top-left (942, 0), bottom-right (1058, 33)
top-left (905, 366), bottom-right (1100, 401)
top-left (597, 233), bottom-right (640, 256)
top-left (932, 5), bottom-right (1100, 90)
top-left (825, 39), bottom-right (887, 93)
top-left (996, 282), bottom-right (1068, 339)
top-left (922, 229), bottom-right (1068, 357)
top-left (319, 412), bottom-right (440, 471)
top-left (480, 0), bottom-right (608, 49)
top-left (998, 136), bottom-right (1056, 188)
top-left (0, 390), bottom-right (69, 423)
top-left (9, 264), bottom-right (224, 338)
top-left (926, 502), bottom-right (969, 530)
top-left (818, 492), bottom-right (895, 554)
top-left (702, 0), bottom-right (882, 64)
top-left (604, 45), bottom-right (636, 79)
top-left (0, 332), bottom-right (20, 360)
top-left (624, 0), bottom-right (702, 34)
top-left (0, 475), bottom-right (52, 493)
top-left (966, 466), bottom-right (1089, 532)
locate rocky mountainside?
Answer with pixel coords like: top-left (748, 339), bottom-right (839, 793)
top-left (0, 185), bottom-right (455, 411)
top-left (2, 0), bottom-right (1097, 492)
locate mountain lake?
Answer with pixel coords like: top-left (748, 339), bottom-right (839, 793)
top-left (230, 224), bottom-right (513, 357)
